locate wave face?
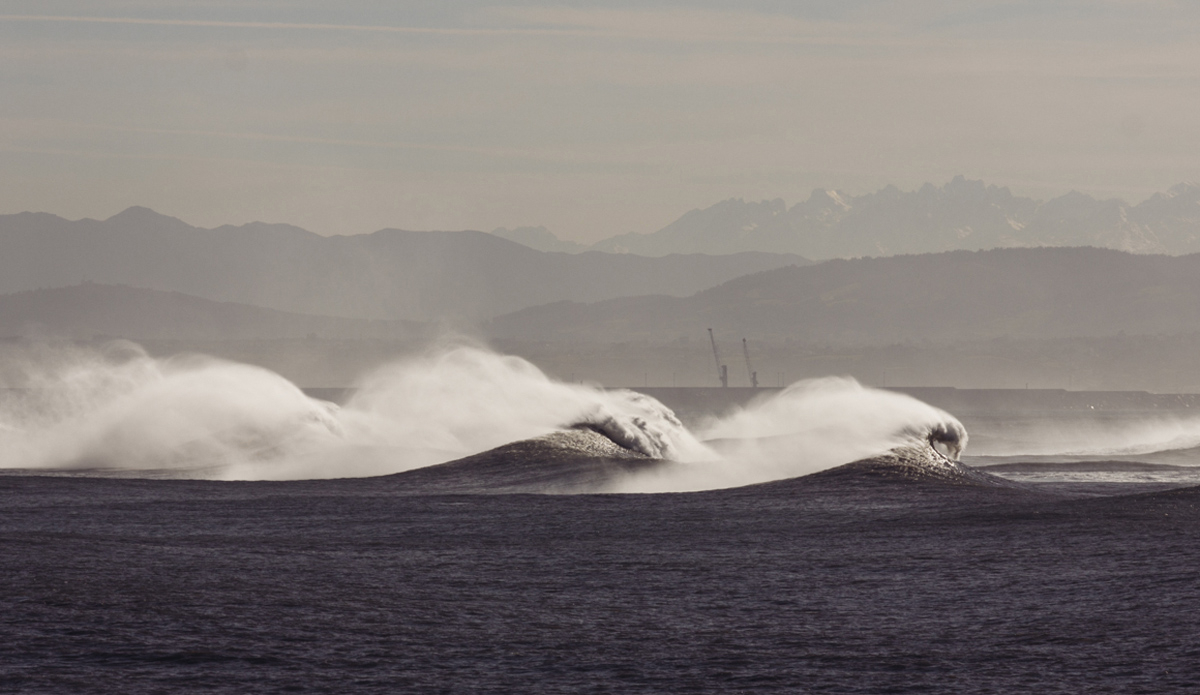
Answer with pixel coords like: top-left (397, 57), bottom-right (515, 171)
top-left (387, 424), bottom-right (982, 496)
top-left (0, 343), bottom-right (972, 492)
top-left (805, 445), bottom-right (1019, 488)
top-left (379, 428), bottom-right (675, 494)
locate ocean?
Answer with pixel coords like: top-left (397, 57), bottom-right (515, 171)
top-left (3, 345), bottom-right (1200, 692)
top-left (3, 462), bottom-right (1197, 693)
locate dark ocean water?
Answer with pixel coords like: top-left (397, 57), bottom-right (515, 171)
top-left (3, 452), bottom-right (1199, 694)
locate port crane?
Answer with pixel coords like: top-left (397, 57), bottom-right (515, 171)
top-left (742, 338), bottom-right (758, 389)
top-left (707, 328), bottom-right (728, 388)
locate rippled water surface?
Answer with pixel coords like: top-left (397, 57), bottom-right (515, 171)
top-left (3, 472), bottom-right (1198, 694)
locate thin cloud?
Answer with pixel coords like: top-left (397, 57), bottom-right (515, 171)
top-left (0, 14), bottom-right (588, 37)
top-left (94, 124), bottom-right (533, 156)
top-left (0, 12), bottom-right (900, 47)
top-left (4, 120), bottom-right (655, 170)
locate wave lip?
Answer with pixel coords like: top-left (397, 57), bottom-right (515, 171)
top-left (389, 425), bottom-right (1013, 497)
top-left (919, 420), bottom-right (969, 461)
top-left (568, 389), bottom-right (695, 460)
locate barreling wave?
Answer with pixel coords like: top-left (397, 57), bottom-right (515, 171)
top-left (596, 378), bottom-right (974, 493)
top-left (916, 420), bottom-right (970, 461)
top-left (567, 391), bottom-right (690, 460)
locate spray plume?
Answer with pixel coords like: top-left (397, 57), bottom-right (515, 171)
top-left (965, 412), bottom-right (1200, 460)
top-left (0, 341), bottom-right (706, 480)
top-left (608, 377), bottom-right (968, 492)
top-left (0, 342), bottom-right (968, 489)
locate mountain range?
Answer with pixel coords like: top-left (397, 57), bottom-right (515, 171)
top-left (506, 178), bottom-right (1200, 259)
top-left (0, 208), bottom-right (806, 322)
top-left (491, 226), bottom-right (588, 254)
top-left (9, 246), bottom-right (1200, 357)
top-left (488, 247), bottom-right (1200, 344)
top-left (0, 284), bottom-right (421, 341)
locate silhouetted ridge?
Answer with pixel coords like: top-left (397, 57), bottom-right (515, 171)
top-left (106, 206), bottom-right (186, 227)
top-left (0, 210), bottom-right (807, 322)
top-left (0, 283), bottom-right (420, 340)
top-left (589, 178), bottom-right (1200, 257)
top-left (490, 246), bottom-right (1200, 343)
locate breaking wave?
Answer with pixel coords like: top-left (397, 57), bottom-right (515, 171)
top-left (0, 342), bottom-right (969, 491)
top-left (606, 377), bottom-right (969, 493)
top-left (0, 342), bottom-right (705, 480)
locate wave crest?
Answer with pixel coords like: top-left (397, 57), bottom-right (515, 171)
top-left (568, 390), bottom-right (690, 459)
top-left (904, 419), bottom-right (969, 461)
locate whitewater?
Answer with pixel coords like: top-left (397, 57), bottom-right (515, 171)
top-left (0, 341), bottom-right (968, 490)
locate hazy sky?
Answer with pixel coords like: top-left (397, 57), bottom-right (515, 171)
top-left (2, 1), bottom-right (1198, 241)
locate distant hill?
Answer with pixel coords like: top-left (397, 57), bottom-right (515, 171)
top-left (491, 226), bottom-right (588, 253)
top-left (0, 208), bottom-right (807, 322)
top-left (489, 247), bottom-right (1200, 344)
top-left (0, 284), bottom-right (422, 341)
top-left (589, 178), bottom-right (1200, 258)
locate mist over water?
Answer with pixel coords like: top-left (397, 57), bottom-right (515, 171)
top-left (966, 412), bottom-right (1200, 461)
top-left (0, 341), bottom-right (971, 489)
top-left (0, 342), bottom-right (346, 479)
top-left (331, 344), bottom-right (710, 479)
top-left (609, 378), bottom-right (969, 493)
top-left (0, 342), bottom-right (707, 481)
